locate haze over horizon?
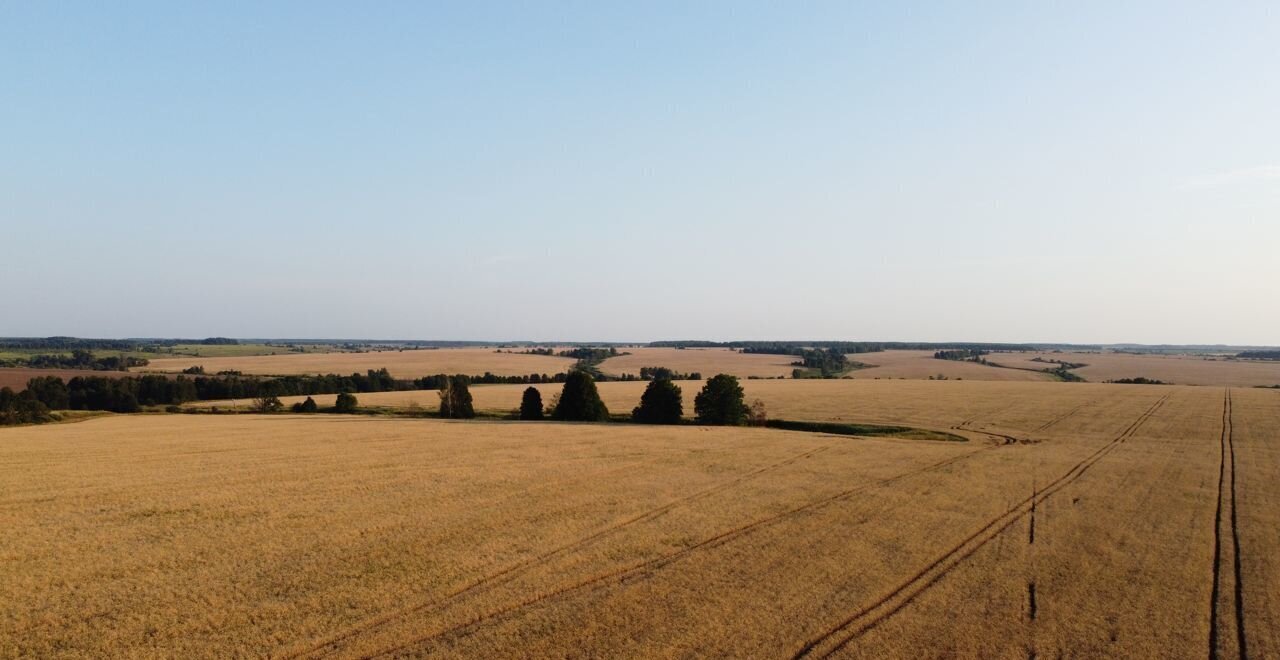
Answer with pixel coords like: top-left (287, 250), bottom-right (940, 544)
top-left (4, 2), bottom-right (1277, 345)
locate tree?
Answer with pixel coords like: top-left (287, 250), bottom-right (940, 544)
top-left (519, 387), bottom-right (544, 420)
top-left (334, 391), bottom-right (358, 413)
top-left (25, 376), bottom-right (69, 410)
top-left (0, 387), bottom-right (53, 425)
top-left (438, 375), bottom-right (475, 419)
top-left (694, 374), bottom-right (747, 425)
top-left (632, 378), bottom-right (683, 424)
top-left (292, 396), bottom-right (319, 413)
top-left (551, 371), bottom-right (610, 422)
top-left (253, 395), bottom-right (283, 413)
top-left (747, 399), bottom-right (768, 426)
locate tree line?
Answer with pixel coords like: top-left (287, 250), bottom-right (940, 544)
top-left (5, 367), bottom-right (769, 429)
top-left (933, 349), bottom-right (989, 362)
top-left (12, 350), bottom-right (150, 371)
top-left (620, 366), bottom-right (702, 381)
top-left (0, 388), bottom-right (54, 425)
top-left (515, 371), bottom-right (759, 426)
top-left (246, 371), bottom-right (764, 428)
top-left (1237, 350), bottom-right (1280, 360)
top-left (7, 369), bottom-right (576, 418)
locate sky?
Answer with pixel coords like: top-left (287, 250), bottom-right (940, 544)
top-left (2, 2), bottom-right (1277, 344)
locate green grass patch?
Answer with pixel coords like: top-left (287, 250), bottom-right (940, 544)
top-left (765, 419), bottom-right (966, 442)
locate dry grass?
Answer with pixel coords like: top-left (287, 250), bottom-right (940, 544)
top-left (986, 351), bottom-right (1280, 386)
top-left (139, 347), bottom-right (576, 379)
top-left (6, 383), bottom-right (1276, 657)
top-left (597, 347), bottom-right (798, 378)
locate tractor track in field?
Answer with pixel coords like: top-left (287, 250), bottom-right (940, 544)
top-left (791, 394), bottom-right (1169, 659)
top-left (340, 445), bottom-right (998, 659)
top-left (281, 443), bottom-right (833, 660)
top-left (1033, 399), bottom-right (1098, 432)
top-left (1209, 389), bottom-right (1247, 660)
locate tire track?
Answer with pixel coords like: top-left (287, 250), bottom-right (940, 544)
top-left (282, 443), bottom-right (832, 659)
top-left (351, 445), bottom-right (997, 659)
top-left (792, 395), bottom-right (1169, 659)
top-left (1033, 399), bottom-right (1097, 432)
top-left (1209, 389), bottom-right (1247, 660)
top-left (1231, 391), bottom-right (1248, 660)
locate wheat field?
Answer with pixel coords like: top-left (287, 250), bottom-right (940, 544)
top-left (140, 348), bottom-right (576, 379)
top-left (187, 379), bottom-right (1102, 438)
top-left (140, 347), bottom-right (1276, 388)
top-left (849, 350), bottom-right (1052, 381)
top-left (597, 347), bottom-right (798, 378)
top-left (4, 383), bottom-right (1277, 657)
top-left (985, 351), bottom-right (1280, 387)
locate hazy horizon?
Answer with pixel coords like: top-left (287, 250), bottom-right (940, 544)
top-left (4, 2), bottom-right (1277, 344)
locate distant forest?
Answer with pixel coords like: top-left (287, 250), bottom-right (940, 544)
top-left (1237, 350), bottom-right (1280, 360)
top-left (11, 369), bottom-right (574, 415)
top-left (0, 337), bottom-right (237, 351)
top-left (14, 350), bottom-right (149, 371)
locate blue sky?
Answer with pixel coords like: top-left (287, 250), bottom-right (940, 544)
top-left (3, 2), bottom-right (1277, 343)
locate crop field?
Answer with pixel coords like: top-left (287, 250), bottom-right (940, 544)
top-left (188, 379), bottom-right (1107, 438)
top-left (0, 367), bottom-right (135, 391)
top-left (849, 349), bottom-right (1052, 381)
top-left (985, 352), bottom-right (1280, 387)
top-left (140, 348), bottom-right (576, 379)
top-left (5, 383), bottom-right (1277, 658)
top-left (597, 347), bottom-right (798, 379)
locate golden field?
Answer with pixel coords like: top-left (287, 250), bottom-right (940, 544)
top-left (850, 349), bottom-right (1052, 381)
top-left (597, 347), bottom-right (798, 378)
top-left (140, 347), bottom-right (576, 379)
top-left (4, 382), bottom-right (1277, 657)
top-left (986, 351), bottom-right (1280, 387)
top-left (188, 379), bottom-right (1102, 439)
top-left (137, 346), bottom-right (1277, 388)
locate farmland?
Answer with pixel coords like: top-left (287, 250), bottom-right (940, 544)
top-left (5, 382), bottom-right (1276, 657)
top-left (597, 347), bottom-right (798, 379)
top-left (850, 349), bottom-right (1052, 382)
top-left (187, 379), bottom-right (1100, 437)
top-left (140, 347), bottom-right (576, 379)
top-left (0, 367), bottom-right (135, 391)
top-left (985, 351), bottom-right (1280, 387)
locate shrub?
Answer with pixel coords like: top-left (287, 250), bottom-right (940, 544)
top-left (253, 395), bottom-right (283, 413)
top-left (632, 378), bottom-right (683, 424)
top-left (334, 391), bottom-right (358, 413)
top-left (694, 374), bottom-right (747, 425)
top-left (519, 387), bottom-right (544, 420)
top-left (747, 399), bottom-right (768, 426)
top-left (292, 396), bottom-right (319, 413)
top-left (551, 371), bottom-right (609, 422)
top-left (438, 375), bottom-right (475, 419)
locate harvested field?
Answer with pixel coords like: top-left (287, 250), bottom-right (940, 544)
top-left (8, 384), bottom-right (1276, 657)
top-left (139, 347), bottom-right (576, 379)
top-left (985, 351), bottom-right (1280, 387)
top-left (850, 350), bottom-right (1052, 382)
top-left (0, 367), bottom-right (136, 391)
top-left (597, 347), bottom-right (797, 379)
